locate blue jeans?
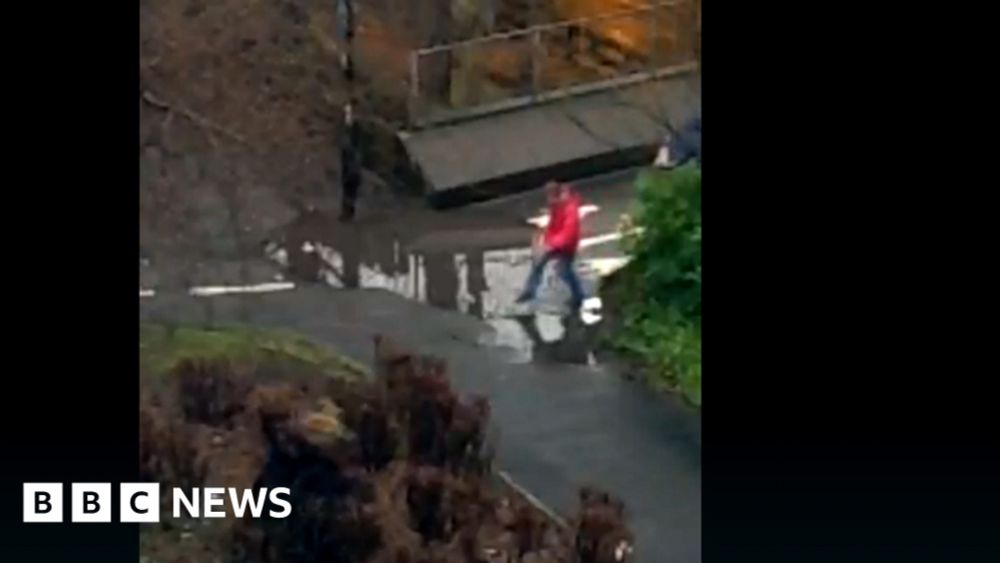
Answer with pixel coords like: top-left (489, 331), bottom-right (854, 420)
top-left (520, 251), bottom-right (585, 307)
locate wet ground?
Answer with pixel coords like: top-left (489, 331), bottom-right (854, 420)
top-left (142, 168), bottom-right (640, 365)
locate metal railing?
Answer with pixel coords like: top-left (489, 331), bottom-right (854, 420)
top-left (407, 0), bottom-right (698, 127)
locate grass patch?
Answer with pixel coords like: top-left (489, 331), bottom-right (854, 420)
top-left (139, 323), bottom-right (367, 380)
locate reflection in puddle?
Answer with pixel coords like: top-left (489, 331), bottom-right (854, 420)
top-left (266, 226), bottom-right (604, 365)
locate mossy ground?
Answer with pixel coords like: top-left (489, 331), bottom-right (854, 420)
top-left (139, 322), bottom-right (367, 380)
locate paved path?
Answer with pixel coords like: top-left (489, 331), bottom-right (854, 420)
top-left (140, 286), bottom-right (701, 563)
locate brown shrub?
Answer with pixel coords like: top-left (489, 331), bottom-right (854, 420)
top-left (140, 333), bottom-right (632, 563)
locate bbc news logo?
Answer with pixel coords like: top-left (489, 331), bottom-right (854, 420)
top-left (23, 483), bottom-right (291, 523)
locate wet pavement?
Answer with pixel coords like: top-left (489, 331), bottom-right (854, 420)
top-left (142, 168), bottom-right (641, 364)
top-left (262, 168), bottom-right (641, 363)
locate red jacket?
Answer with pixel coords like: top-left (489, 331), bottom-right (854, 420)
top-left (543, 191), bottom-right (581, 254)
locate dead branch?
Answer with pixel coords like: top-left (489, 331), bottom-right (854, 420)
top-left (141, 89), bottom-right (248, 145)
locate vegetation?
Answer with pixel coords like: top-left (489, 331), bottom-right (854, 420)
top-left (139, 328), bottom-right (633, 563)
top-left (604, 163), bottom-right (701, 407)
top-left (139, 323), bottom-right (367, 380)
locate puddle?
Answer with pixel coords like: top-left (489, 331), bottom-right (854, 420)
top-left (264, 211), bottom-right (607, 365)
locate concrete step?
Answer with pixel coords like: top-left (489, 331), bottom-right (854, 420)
top-left (400, 73), bottom-right (700, 207)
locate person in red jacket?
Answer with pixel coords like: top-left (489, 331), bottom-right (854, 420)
top-left (516, 181), bottom-right (586, 310)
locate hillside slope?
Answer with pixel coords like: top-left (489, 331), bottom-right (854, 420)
top-left (139, 0), bottom-right (354, 286)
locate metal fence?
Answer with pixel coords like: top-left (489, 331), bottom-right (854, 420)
top-left (407, 0), bottom-right (698, 126)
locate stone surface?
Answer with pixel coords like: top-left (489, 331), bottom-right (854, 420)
top-left (402, 73), bottom-right (701, 194)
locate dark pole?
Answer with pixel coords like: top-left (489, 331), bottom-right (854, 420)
top-left (337, 0), bottom-right (360, 221)
top-left (338, 0), bottom-right (355, 83)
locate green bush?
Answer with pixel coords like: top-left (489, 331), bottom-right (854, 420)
top-left (612, 163), bottom-right (701, 407)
